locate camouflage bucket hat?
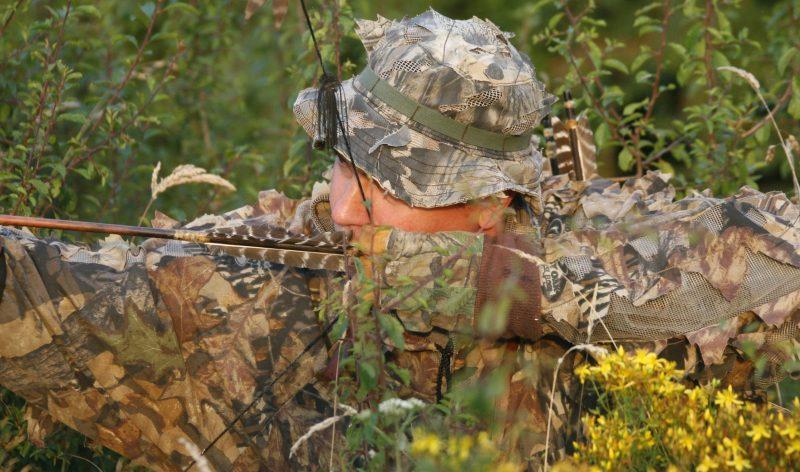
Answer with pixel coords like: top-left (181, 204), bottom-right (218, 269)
top-left (293, 9), bottom-right (556, 208)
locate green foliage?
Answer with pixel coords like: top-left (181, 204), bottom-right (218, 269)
top-left (524, 0), bottom-right (800, 194)
top-left (2, 0), bottom-right (799, 469)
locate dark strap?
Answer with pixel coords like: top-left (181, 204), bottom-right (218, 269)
top-left (355, 67), bottom-right (533, 153)
top-left (474, 233), bottom-right (543, 340)
top-left (435, 336), bottom-right (455, 403)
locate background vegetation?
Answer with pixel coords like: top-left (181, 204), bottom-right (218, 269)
top-left (1, 0), bottom-right (798, 469)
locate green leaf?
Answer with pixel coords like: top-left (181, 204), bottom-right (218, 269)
top-left (163, 2), bottom-right (200, 15)
top-left (630, 53), bottom-right (650, 72)
top-left (623, 100), bottom-right (646, 116)
top-left (29, 179), bottom-right (50, 196)
top-left (711, 50), bottom-right (730, 68)
top-left (547, 12), bottom-right (564, 30)
top-left (668, 43), bottom-right (687, 58)
top-left (778, 48), bottom-right (797, 76)
top-left (74, 5), bottom-right (101, 19)
top-left (604, 58), bottom-right (629, 75)
top-left (638, 25), bottom-right (662, 35)
top-left (632, 15), bottom-right (653, 28)
top-left (595, 122), bottom-right (610, 149)
top-left (677, 62), bottom-right (694, 86)
top-left (358, 362), bottom-right (378, 389)
top-left (755, 124), bottom-right (770, 144)
top-left (587, 41), bottom-right (602, 67)
top-left (378, 314), bottom-right (405, 350)
top-left (618, 147), bottom-right (634, 171)
top-left (57, 113), bottom-right (86, 124)
top-left (788, 94), bottom-right (800, 121)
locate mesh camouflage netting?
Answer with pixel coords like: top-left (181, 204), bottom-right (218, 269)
top-left (545, 250), bottom-right (800, 344)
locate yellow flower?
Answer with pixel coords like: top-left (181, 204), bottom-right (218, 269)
top-left (596, 361), bottom-right (613, 379)
top-left (746, 424), bottom-right (771, 442)
top-left (575, 364), bottom-right (592, 382)
top-left (496, 462), bottom-right (521, 472)
top-left (786, 439), bottom-right (800, 455)
top-left (726, 454), bottom-right (751, 471)
top-left (714, 386), bottom-right (743, 411)
top-left (411, 430), bottom-right (442, 457)
top-left (779, 423), bottom-right (799, 439)
top-left (696, 455), bottom-right (718, 472)
top-left (632, 349), bottom-right (657, 367)
top-left (685, 387), bottom-right (707, 404)
top-left (456, 435), bottom-right (473, 461)
top-left (678, 435), bottom-right (695, 451)
top-left (477, 431), bottom-right (493, 451)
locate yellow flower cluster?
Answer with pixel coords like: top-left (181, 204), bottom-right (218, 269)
top-left (565, 347), bottom-right (800, 470)
top-left (410, 429), bottom-right (521, 472)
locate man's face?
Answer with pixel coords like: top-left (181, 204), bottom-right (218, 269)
top-left (330, 158), bottom-right (508, 240)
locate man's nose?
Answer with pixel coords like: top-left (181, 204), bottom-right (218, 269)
top-left (330, 173), bottom-right (371, 228)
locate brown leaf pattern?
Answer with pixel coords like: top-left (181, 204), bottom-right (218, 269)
top-left (4, 175), bottom-right (800, 470)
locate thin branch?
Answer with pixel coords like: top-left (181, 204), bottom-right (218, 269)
top-left (0, 0), bottom-right (25, 38)
top-left (741, 81), bottom-right (793, 138)
top-left (643, 136), bottom-right (686, 166)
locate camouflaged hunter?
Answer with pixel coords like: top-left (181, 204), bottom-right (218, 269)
top-left (3, 9), bottom-right (800, 472)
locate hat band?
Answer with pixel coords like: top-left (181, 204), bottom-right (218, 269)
top-left (355, 67), bottom-right (532, 153)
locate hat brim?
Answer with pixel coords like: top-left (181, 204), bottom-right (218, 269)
top-left (293, 78), bottom-right (543, 208)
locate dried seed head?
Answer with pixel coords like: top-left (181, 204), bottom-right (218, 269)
top-left (766, 144), bottom-right (777, 164)
top-left (788, 135), bottom-right (800, 157)
top-left (717, 66), bottom-right (761, 90)
top-left (150, 163), bottom-right (236, 200)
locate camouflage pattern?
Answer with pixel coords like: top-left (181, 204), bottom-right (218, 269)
top-left (0, 190), bottom-right (338, 471)
top-left (293, 9), bottom-right (555, 208)
top-left (3, 10), bottom-right (800, 470)
top-left (368, 172), bottom-right (800, 467)
top-left (3, 174), bottom-right (800, 470)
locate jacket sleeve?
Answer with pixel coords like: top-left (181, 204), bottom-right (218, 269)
top-left (0, 227), bottom-right (329, 471)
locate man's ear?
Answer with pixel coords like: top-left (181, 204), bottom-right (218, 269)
top-left (477, 194), bottom-right (513, 234)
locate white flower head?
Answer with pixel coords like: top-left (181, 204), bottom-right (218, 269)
top-left (377, 397), bottom-right (426, 416)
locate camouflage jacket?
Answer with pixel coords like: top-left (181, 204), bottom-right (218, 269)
top-left (2, 173), bottom-right (800, 470)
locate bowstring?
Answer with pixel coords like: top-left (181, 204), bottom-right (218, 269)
top-left (298, 0), bottom-right (372, 222)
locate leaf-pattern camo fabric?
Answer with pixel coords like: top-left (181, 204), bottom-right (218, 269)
top-left (375, 173), bottom-right (800, 467)
top-left (0, 190), bottom-right (338, 471)
top-left (3, 175), bottom-right (800, 470)
top-left (293, 9), bottom-right (555, 208)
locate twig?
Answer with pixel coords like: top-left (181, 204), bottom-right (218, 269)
top-left (741, 81), bottom-right (793, 139)
top-left (0, 0), bottom-right (25, 38)
top-left (643, 136), bottom-right (685, 166)
top-left (719, 66), bottom-right (800, 197)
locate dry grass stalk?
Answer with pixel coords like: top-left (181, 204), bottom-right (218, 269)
top-left (289, 404), bottom-right (358, 459)
top-left (139, 162), bottom-right (236, 225)
top-left (718, 66), bottom-right (800, 197)
top-left (544, 341), bottom-right (610, 471)
top-left (177, 437), bottom-right (212, 472)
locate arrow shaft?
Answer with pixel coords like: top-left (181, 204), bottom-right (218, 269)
top-left (0, 215), bottom-right (348, 271)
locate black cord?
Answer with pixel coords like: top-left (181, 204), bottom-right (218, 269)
top-left (298, 0), bottom-right (372, 222)
top-left (435, 336), bottom-right (455, 403)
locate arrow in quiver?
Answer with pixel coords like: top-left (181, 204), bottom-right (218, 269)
top-left (542, 92), bottom-right (599, 181)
